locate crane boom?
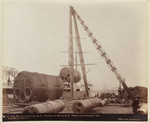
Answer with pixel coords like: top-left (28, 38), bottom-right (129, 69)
top-left (70, 6), bottom-right (133, 99)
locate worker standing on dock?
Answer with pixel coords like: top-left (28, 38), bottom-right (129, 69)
top-left (132, 97), bottom-right (140, 114)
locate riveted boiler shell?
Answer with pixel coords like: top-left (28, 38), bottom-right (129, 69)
top-left (13, 71), bottom-right (64, 103)
top-left (59, 67), bottom-right (81, 83)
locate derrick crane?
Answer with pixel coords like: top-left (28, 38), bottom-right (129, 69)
top-left (70, 6), bottom-right (133, 99)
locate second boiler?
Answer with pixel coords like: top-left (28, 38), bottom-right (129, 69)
top-left (59, 67), bottom-right (81, 83)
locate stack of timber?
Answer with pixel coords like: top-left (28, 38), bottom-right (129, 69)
top-left (22, 100), bottom-right (65, 114)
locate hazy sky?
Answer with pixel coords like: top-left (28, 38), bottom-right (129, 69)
top-left (2, 2), bottom-right (148, 90)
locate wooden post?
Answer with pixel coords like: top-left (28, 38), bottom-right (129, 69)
top-left (69, 6), bottom-right (74, 99)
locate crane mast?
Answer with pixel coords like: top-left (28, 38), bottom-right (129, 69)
top-left (70, 6), bottom-right (133, 99)
top-left (69, 7), bottom-right (74, 99)
top-left (69, 6), bottom-right (89, 98)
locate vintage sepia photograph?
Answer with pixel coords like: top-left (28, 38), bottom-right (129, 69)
top-left (1, 0), bottom-right (148, 121)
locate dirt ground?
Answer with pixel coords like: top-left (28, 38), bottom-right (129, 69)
top-left (61, 100), bottom-right (133, 114)
top-left (3, 91), bottom-right (133, 114)
top-left (3, 102), bottom-right (133, 114)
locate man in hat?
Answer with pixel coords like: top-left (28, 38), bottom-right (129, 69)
top-left (132, 96), bottom-right (140, 114)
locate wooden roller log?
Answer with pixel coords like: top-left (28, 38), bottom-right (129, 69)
top-left (22, 100), bottom-right (65, 114)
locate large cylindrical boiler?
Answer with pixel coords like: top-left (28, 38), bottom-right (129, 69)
top-left (59, 67), bottom-right (81, 83)
top-left (13, 71), bottom-right (64, 103)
